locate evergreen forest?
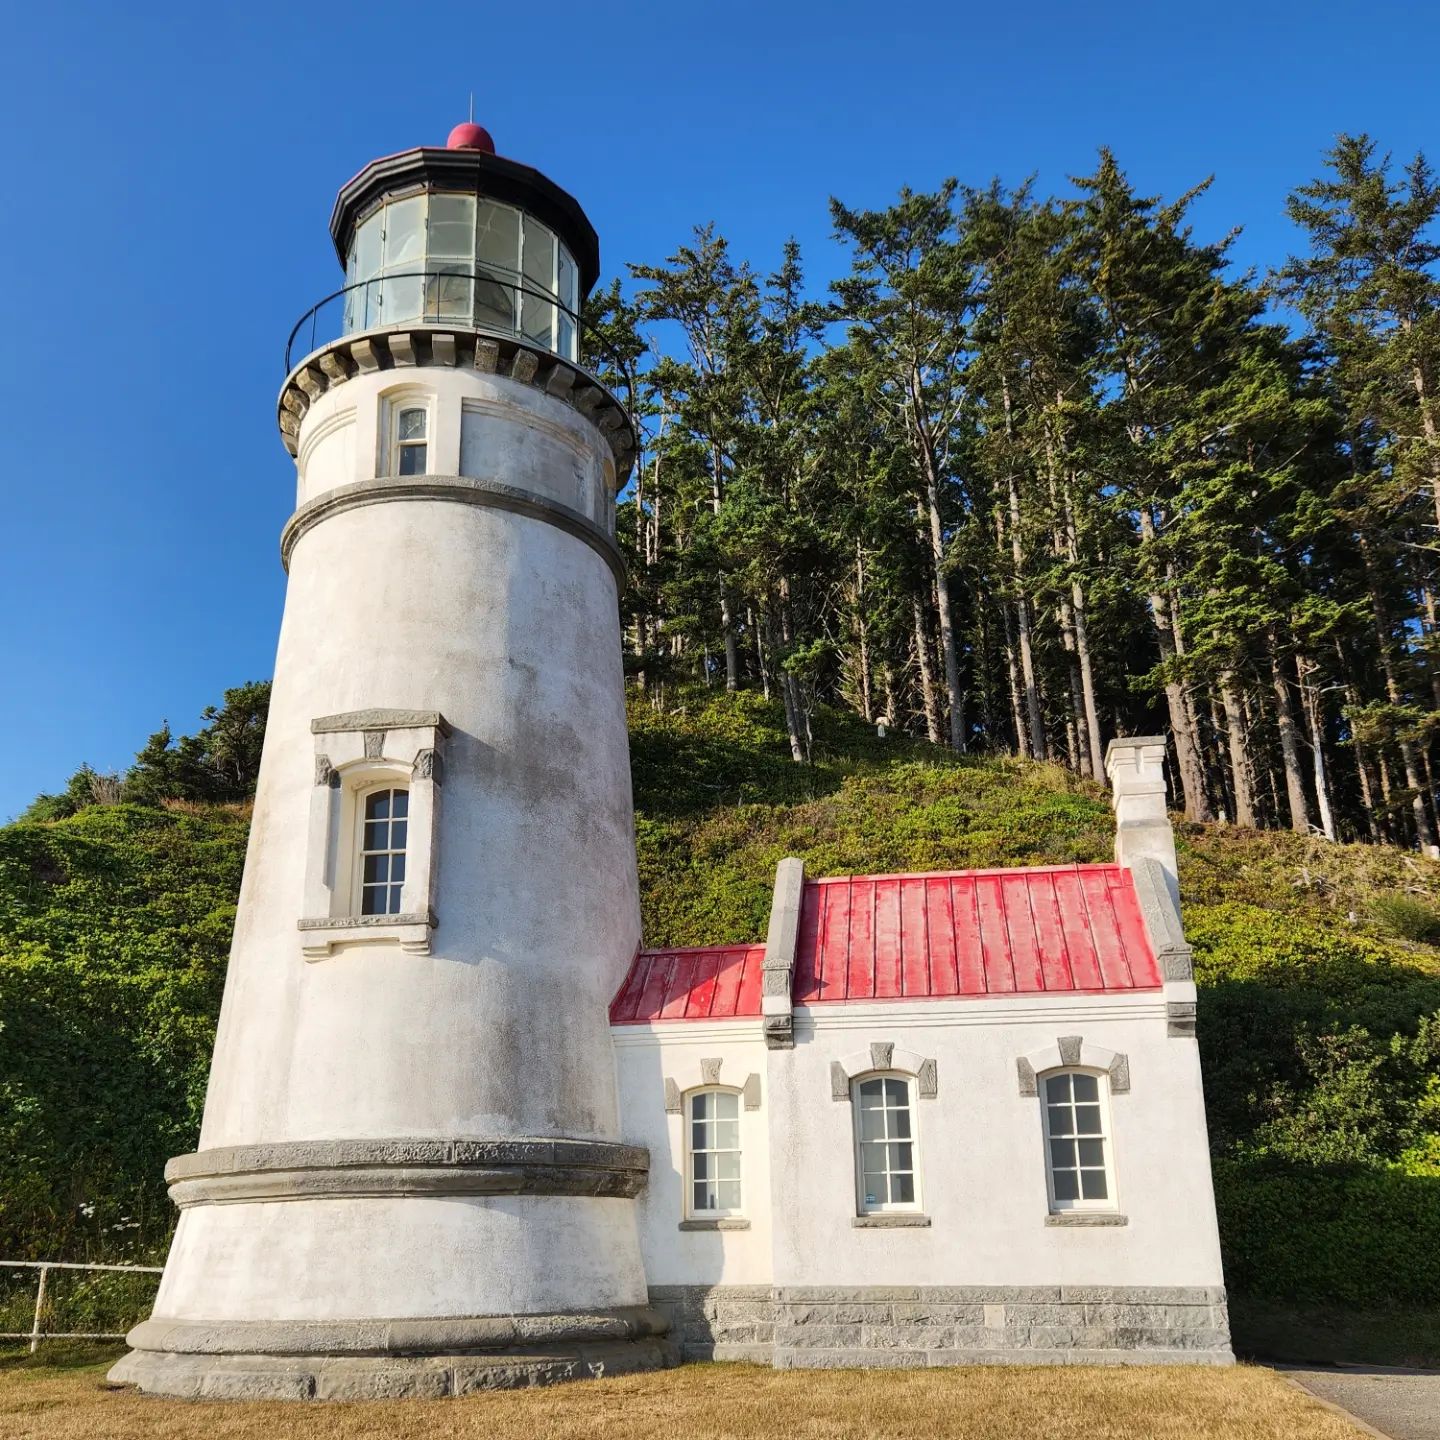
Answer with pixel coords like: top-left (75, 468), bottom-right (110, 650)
top-left (585, 135), bottom-right (1440, 851)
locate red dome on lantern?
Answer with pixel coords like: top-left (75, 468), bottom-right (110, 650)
top-left (446, 121), bottom-right (496, 153)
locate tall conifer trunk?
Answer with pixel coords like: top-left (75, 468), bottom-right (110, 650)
top-left (1001, 378), bottom-right (1045, 758)
top-left (1298, 655), bottom-right (1336, 840)
top-left (1267, 627), bottom-right (1312, 834)
top-left (912, 594), bottom-right (942, 745)
top-left (855, 545), bottom-right (874, 723)
top-left (1219, 677), bottom-right (1258, 827)
top-left (1361, 545), bottom-right (1438, 849)
top-left (907, 371), bottom-right (966, 751)
top-left (1137, 508), bottom-right (1211, 820)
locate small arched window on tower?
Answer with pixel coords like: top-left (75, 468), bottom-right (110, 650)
top-left (394, 406), bottom-right (428, 476)
top-left (358, 787), bottom-right (409, 915)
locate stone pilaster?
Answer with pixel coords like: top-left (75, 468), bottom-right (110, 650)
top-left (761, 858), bottom-right (804, 1049)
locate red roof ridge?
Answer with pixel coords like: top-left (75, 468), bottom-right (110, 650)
top-left (635, 941), bottom-right (764, 957)
top-left (808, 861), bottom-right (1122, 885)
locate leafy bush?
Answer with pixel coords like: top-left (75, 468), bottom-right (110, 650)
top-left (1189, 902), bottom-right (1440, 1308)
top-left (1214, 1160), bottom-right (1440, 1306)
top-left (1370, 894), bottom-right (1440, 945)
top-left (0, 805), bottom-right (245, 1261)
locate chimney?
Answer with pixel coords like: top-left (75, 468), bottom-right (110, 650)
top-left (1105, 736), bottom-right (1179, 909)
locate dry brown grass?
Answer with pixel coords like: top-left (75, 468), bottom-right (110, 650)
top-left (0, 1354), bottom-right (1368, 1440)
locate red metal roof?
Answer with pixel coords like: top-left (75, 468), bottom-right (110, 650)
top-left (610, 944), bottom-right (766, 1024)
top-left (794, 864), bottom-right (1160, 1003)
top-left (609, 864), bottom-right (1161, 1025)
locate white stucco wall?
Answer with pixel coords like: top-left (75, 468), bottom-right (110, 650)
top-left (615, 993), bottom-right (1226, 1294)
top-left (773, 996), bottom-right (1224, 1288)
top-left (613, 1023), bottom-right (773, 1286)
top-left (156, 1195), bottom-right (650, 1320)
top-left (294, 406), bottom-right (355, 506)
top-left (163, 361), bottom-right (647, 1326)
top-left (293, 365), bottom-right (616, 525)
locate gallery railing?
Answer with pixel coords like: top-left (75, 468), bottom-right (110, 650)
top-left (284, 268), bottom-right (588, 373)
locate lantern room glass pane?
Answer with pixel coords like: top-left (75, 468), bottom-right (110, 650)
top-left (380, 274), bottom-right (424, 325)
top-left (522, 293), bottom-right (554, 349)
top-left (428, 194), bottom-right (476, 258)
top-left (558, 247), bottom-right (578, 313)
top-left (428, 270), bottom-right (473, 322)
top-left (522, 217), bottom-right (556, 293)
top-left (354, 215), bottom-right (382, 281)
top-left (522, 216), bottom-right (556, 350)
top-left (556, 245), bottom-right (579, 360)
top-left (383, 196), bottom-right (425, 268)
top-left (478, 202), bottom-right (521, 273)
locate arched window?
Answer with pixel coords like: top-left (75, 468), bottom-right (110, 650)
top-left (394, 407), bottom-right (428, 475)
top-left (852, 1074), bottom-right (919, 1215)
top-left (358, 787), bottom-right (409, 916)
top-left (1042, 1070), bottom-right (1115, 1211)
top-left (686, 1088), bottom-right (741, 1218)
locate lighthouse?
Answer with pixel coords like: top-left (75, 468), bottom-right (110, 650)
top-left (111, 123), bottom-right (672, 1399)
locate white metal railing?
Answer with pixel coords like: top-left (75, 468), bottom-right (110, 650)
top-left (0, 1259), bottom-right (162, 1351)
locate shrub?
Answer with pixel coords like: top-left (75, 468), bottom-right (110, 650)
top-left (1214, 1160), bottom-right (1440, 1306)
top-left (1371, 894), bottom-right (1440, 945)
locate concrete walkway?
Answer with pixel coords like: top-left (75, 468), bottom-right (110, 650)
top-left (1281, 1365), bottom-right (1440, 1440)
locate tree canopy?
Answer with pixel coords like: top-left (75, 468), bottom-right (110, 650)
top-left (587, 135), bottom-right (1440, 847)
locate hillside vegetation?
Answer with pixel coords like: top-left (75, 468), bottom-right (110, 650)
top-left (2, 689), bottom-right (1439, 1360)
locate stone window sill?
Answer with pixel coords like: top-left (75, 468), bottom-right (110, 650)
top-left (1045, 1211), bottom-right (1128, 1227)
top-left (678, 1218), bottom-right (751, 1231)
top-left (852, 1213), bottom-right (931, 1228)
top-left (298, 912), bottom-right (435, 959)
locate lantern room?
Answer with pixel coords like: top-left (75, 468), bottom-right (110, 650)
top-left (320, 124), bottom-right (600, 366)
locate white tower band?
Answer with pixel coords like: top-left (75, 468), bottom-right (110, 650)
top-left (111, 122), bottom-right (672, 1399)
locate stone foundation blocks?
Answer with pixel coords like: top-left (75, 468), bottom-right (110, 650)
top-left (648, 1284), bottom-right (1233, 1369)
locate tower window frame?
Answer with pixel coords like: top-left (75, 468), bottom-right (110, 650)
top-left (355, 784), bottom-right (410, 917)
top-left (393, 404), bottom-right (429, 476)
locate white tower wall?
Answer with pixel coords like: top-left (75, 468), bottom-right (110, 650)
top-left (113, 316), bottom-right (671, 1396)
top-left (201, 369), bottom-right (633, 1147)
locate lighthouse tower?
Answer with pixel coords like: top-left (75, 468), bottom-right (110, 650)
top-left (112, 124), bottom-right (670, 1399)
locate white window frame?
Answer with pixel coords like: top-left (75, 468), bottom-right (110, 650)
top-left (684, 1086), bottom-right (743, 1220)
top-left (851, 1072), bottom-right (922, 1216)
top-left (1040, 1068), bottom-right (1118, 1213)
top-left (392, 403), bottom-right (429, 477)
top-left (300, 712), bottom-right (449, 960)
top-left (353, 782), bottom-right (410, 917)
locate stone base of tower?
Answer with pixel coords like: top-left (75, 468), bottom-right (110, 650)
top-left (112, 1141), bottom-right (671, 1398)
top-left (108, 1309), bottom-right (679, 1400)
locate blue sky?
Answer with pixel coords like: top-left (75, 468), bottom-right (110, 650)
top-left (2, 0), bottom-right (1436, 820)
